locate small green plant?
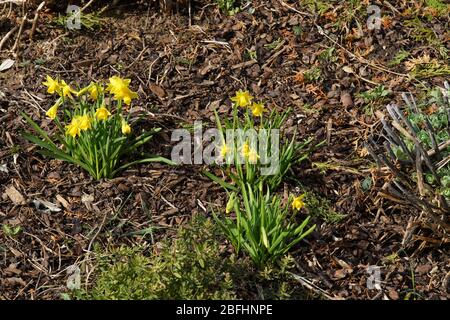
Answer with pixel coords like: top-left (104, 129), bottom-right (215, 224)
top-left (75, 216), bottom-right (238, 300)
top-left (300, 0), bottom-right (332, 16)
top-left (54, 10), bottom-right (103, 30)
top-left (213, 181), bottom-right (315, 268)
top-left (255, 255), bottom-right (304, 299)
top-left (245, 48), bottom-right (257, 60)
top-left (388, 50), bottom-right (410, 67)
top-left (264, 38), bottom-right (283, 51)
top-left (318, 47), bottom-right (337, 63)
top-left (292, 25), bottom-right (302, 36)
top-left (304, 191), bottom-right (346, 224)
top-left (215, 0), bottom-right (241, 15)
top-left (303, 66), bottom-right (322, 83)
top-left (357, 85), bottom-right (392, 115)
top-left (408, 60), bottom-right (450, 79)
top-left (2, 224), bottom-right (22, 237)
top-left (357, 85), bottom-right (392, 103)
top-left (423, 0), bottom-right (449, 18)
top-left (21, 75), bottom-right (173, 180)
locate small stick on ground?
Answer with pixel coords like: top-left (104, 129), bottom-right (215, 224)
top-left (80, 0), bottom-right (95, 13)
top-left (231, 59), bottom-right (257, 70)
top-left (326, 118), bottom-right (333, 145)
top-left (288, 272), bottom-right (337, 300)
top-left (0, 26), bottom-right (17, 50)
top-left (262, 42), bottom-right (287, 70)
top-left (29, 1), bottom-right (45, 41)
top-left (12, 13), bottom-right (27, 56)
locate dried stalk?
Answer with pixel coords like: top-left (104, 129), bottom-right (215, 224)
top-left (29, 1), bottom-right (45, 41)
top-left (0, 26), bottom-right (17, 50)
top-left (11, 13), bottom-right (27, 55)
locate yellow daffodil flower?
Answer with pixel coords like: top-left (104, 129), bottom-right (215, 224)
top-left (95, 106), bottom-right (111, 121)
top-left (247, 149), bottom-right (259, 163)
top-left (66, 115), bottom-right (91, 137)
top-left (121, 120), bottom-right (132, 135)
top-left (106, 76), bottom-right (138, 105)
top-left (251, 102), bottom-right (266, 117)
top-left (220, 143), bottom-right (229, 158)
top-left (241, 142), bottom-right (251, 158)
top-left (66, 117), bottom-right (82, 138)
top-left (89, 83), bottom-right (101, 101)
top-left (42, 75), bottom-right (61, 95)
top-left (45, 98), bottom-right (63, 120)
top-left (231, 90), bottom-right (253, 107)
top-left (77, 115), bottom-right (92, 131)
top-left (292, 195), bottom-right (305, 211)
top-left (60, 80), bottom-right (77, 99)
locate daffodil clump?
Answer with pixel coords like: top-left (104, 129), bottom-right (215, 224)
top-left (214, 181), bottom-right (315, 268)
top-left (208, 89), bottom-right (316, 192)
top-left (208, 89), bottom-right (318, 268)
top-left (22, 75), bottom-right (172, 180)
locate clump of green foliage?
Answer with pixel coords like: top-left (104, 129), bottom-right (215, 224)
top-left (408, 60), bottom-right (450, 79)
top-left (423, 0), bottom-right (449, 18)
top-left (391, 86), bottom-right (450, 198)
top-left (357, 85), bottom-right (392, 103)
top-left (214, 181), bottom-right (315, 268)
top-left (215, 0), bottom-right (241, 15)
top-left (75, 217), bottom-right (238, 300)
top-left (366, 83), bottom-right (450, 241)
top-left (388, 50), bottom-right (411, 67)
top-left (300, 0), bottom-right (332, 16)
top-left (303, 66), bottom-right (322, 83)
top-left (2, 224), bottom-right (22, 237)
top-left (304, 192), bottom-right (346, 224)
top-left (357, 85), bottom-right (392, 115)
top-left (403, 17), bottom-right (448, 59)
top-left (54, 10), bottom-right (103, 30)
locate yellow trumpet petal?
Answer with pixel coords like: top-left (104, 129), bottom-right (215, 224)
top-left (60, 80), bottom-right (77, 99)
top-left (45, 98), bottom-right (63, 120)
top-left (230, 90), bottom-right (253, 107)
top-left (78, 115), bottom-right (92, 131)
top-left (251, 102), bottom-right (266, 117)
top-left (247, 149), bottom-right (259, 163)
top-left (241, 142), bottom-right (251, 157)
top-left (220, 143), bottom-right (229, 158)
top-left (66, 117), bottom-right (81, 138)
top-left (95, 106), bottom-right (111, 121)
top-left (121, 120), bottom-right (132, 135)
top-left (107, 76), bottom-right (138, 105)
top-left (42, 75), bottom-right (61, 95)
top-left (292, 195), bottom-right (306, 211)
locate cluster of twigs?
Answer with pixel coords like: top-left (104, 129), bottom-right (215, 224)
top-left (366, 82), bottom-right (450, 247)
top-left (0, 1), bottom-right (45, 56)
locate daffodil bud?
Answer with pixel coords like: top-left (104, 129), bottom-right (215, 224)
top-left (226, 192), bottom-right (236, 214)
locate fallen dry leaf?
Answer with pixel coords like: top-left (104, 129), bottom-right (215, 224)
top-left (4, 185), bottom-right (26, 205)
top-left (340, 92), bottom-right (354, 108)
top-left (149, 83), bottom-right (167, 98)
